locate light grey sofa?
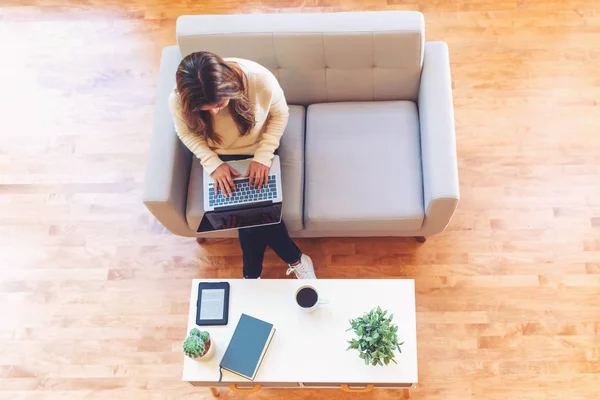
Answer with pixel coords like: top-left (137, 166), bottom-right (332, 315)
top-left (143, 11), bottom-right (459, 240)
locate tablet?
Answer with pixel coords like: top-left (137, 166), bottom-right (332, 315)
top-left (196, 282), bottom-right (230, 326)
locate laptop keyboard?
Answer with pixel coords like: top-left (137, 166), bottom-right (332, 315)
top-left (208, 175), bottom-right (277, 207)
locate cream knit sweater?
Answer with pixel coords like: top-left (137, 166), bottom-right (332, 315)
top-left (169, 58), bottom-right (289, 174)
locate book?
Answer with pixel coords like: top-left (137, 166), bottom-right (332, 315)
top-left (219, 313), bottom-right (276, 381)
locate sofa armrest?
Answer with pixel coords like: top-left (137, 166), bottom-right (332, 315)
top-left (417, 42), bottom-right (460, 236)
top-left (143, 46), bottom-right (195, 237)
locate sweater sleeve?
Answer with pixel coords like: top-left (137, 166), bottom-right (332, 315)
top-left (168, 91), bottom-right (223, 174)
top-left (252, 74), bottom-right (290, 167)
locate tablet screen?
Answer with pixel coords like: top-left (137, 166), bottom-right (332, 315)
top-left (199, 289), bottom-right (225, 320)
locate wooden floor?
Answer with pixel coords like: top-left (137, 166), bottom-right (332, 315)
top-left (1, 0), bottom-right (600, 399)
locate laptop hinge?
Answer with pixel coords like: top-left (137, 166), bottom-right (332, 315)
top-left (213, 200), bottom-right (274, 212)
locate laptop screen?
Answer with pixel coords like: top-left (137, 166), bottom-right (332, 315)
top-left (197, 203), bottom-right (282, 233)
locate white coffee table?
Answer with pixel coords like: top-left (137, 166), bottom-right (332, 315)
top-left (183, 279), bottom-right (418, 397)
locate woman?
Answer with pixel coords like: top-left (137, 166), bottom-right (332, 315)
top-left (169, 51), bottom-right (317, 280)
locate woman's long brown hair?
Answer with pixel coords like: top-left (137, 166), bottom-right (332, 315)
top-left (175, 51), bottom-right (255, 144)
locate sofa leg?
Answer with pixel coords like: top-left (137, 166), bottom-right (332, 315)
top-left (415, 236), bottom-right (426, 243)
top-left (196, 237), bottom-right (207, 245)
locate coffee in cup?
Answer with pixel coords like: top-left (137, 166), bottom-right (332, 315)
top-left (295, 285), bottom-right (328, 312)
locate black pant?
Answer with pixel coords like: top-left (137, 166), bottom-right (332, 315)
top-left (239, 220), bottom-right (302, 278)
top-left (219, 153), bottom-right (301, 278)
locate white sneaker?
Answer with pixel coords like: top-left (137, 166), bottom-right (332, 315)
top-left (286, 254), bottom-right (317, 279)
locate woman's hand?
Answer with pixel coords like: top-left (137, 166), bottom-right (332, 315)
top-left (246, 161), bottom-right (270, 189)
top-left (211, 163), bottom-right (241, 197)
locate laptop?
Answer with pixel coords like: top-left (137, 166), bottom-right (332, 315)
top-left (197, 156), bottom-right (283, 233)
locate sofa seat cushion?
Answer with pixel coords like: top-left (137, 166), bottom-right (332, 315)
top-left (305, 101), bottom-right (424, 232)
top-left (186, 105), bottom-right (306, 233)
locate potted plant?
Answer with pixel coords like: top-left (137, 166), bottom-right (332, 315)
top-left (346, 306), bottom-right (404, 366)
top-left (183, 328), bottom-right (215, 361)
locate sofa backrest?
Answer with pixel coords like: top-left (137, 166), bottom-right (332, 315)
top-left (176, 12), bottom-right (425, 105)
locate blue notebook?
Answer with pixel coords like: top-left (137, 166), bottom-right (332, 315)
top-left (219, 314), bottom-right (276, 381)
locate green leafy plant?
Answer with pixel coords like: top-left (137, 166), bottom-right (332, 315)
top-left (183, 328), bottom-right (211, 358)
top-left (346, 306), bottom-right (404, 366)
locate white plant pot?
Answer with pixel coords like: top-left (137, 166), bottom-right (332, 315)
top-left (194, 340), bottom-right (215, 362)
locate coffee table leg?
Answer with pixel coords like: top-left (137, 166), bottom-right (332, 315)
top-left (403, 388), bottom-right (410, 399)
top-left (209, 387), bottom-right (220, 397)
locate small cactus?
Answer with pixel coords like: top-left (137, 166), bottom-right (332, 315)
top-left (189, 328), bottom-right (202, 337)
top-left (183, 329), bottom-right (211, 359)
top-left (183, 335), bottom-right (205, 358)
top-left (199, 331), bottom-right (210, 343)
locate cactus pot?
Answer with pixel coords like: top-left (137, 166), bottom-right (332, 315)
top-left (193, 339), bottom-right (215, 362)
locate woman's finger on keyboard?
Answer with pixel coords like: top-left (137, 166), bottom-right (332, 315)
top-left (257, 171), bottom-right (264, 189)
top-left (256, 172), bottom-right (263, 189)
top-left (217, 178), bottom-right (225, 196)
top-left (261, 171), bottom-right (267, 188)
top-left (226, 174), bottom-right (235, 191)
top-left (223, 177), bottom-right (233, 197)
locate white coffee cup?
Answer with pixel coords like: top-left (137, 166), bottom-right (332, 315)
top-left (295, 285), bottom-right (328, 312)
